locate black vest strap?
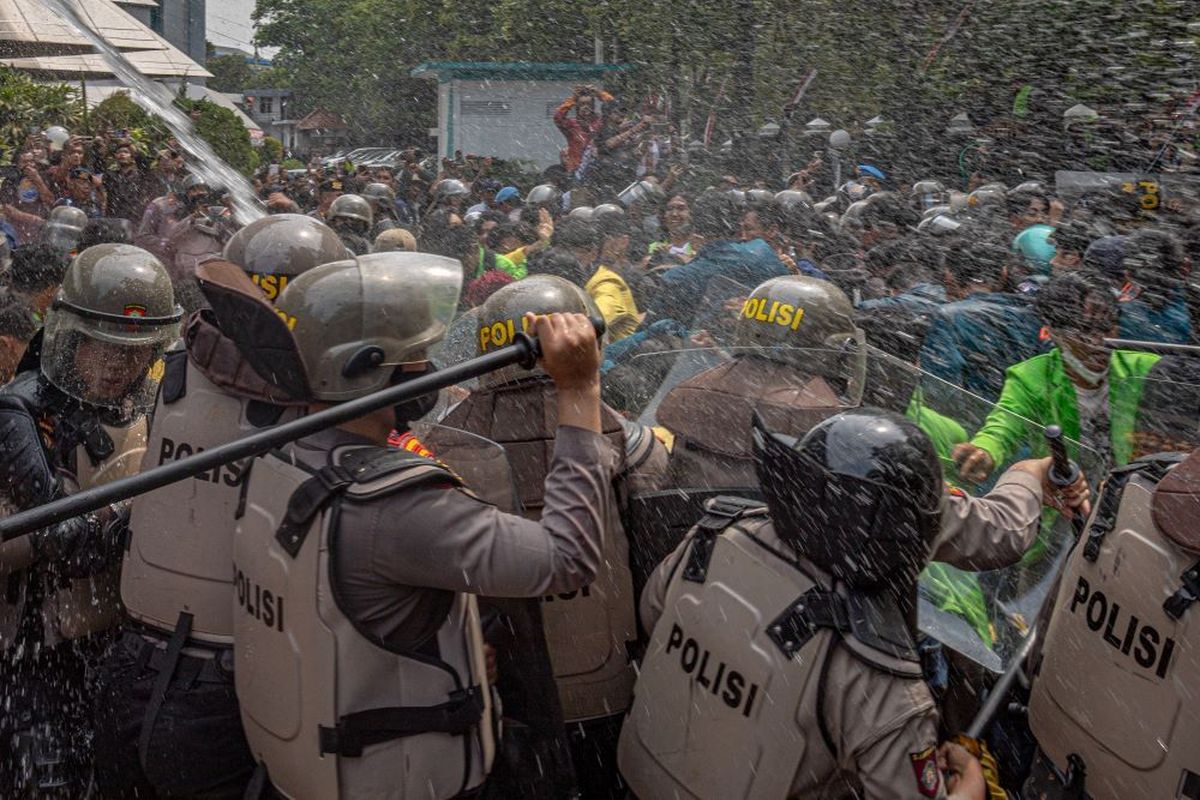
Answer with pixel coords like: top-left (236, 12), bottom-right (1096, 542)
top-left (1084, 455), bottom-right (1182, 561)
top-left (318, 686), bottom-right (485, 758)
top-left (274, 447), bottom-right (455, 558)
top-left (275, 464), bottom-right (355, 557)
top-left (767, 587), bottom-right (851, 658)
top-left (682, 495), bottom-right (765, 583)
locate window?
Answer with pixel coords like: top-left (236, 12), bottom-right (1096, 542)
top-left (259, 97), bottom-right (273, 114)
top-left (461, 100), bottom-right (511, 116)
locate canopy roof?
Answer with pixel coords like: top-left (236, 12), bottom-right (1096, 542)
top-left (0, 0), bottom-right (211, 77)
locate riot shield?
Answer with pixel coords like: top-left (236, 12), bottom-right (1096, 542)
top-left (427, 309), bottom-right (485, 422)
top-left (409, 421), bottom-right (520, 513)
top-left (1022, 364), bottom-right (1200, 798)
top-left (620, 344), bottom-right (1104, 673)
top-left (409, 421), bottom-right (576, 799)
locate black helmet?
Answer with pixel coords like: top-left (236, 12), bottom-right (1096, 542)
top-left (752, 407), bottom-right (942, 590)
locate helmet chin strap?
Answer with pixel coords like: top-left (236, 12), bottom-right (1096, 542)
top-left (1056, 338), bottom-right (1109, 387)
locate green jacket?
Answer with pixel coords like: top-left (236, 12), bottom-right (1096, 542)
top-left (907, 388), bottom-right (969, 479)
top-left (971, 348), bottom-right (1160, 470)
top-left (476, 246), bottom-right (526, 281)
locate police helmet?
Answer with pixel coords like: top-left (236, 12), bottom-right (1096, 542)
top-left (274, 252), bottom-right (462, 401)
top-left (361, 182), bottom-right (397, 208)
top-left (41, 244), bottom-right (182, 412)
top-left (372, 227), bottom-right (417, 253)
top-left (41, 205), bottom-right (89, 254)
top-left (223, 214), bottom-right (349, 302)
top-left (593, 203), bottom-right (625, 223)
top-left (433, 179), bottom-right (470, 203)
top-left (474, 275), bottom-right (601, 386)
top-left (752, 407), bottom-right (942, 589)
top-left (44, 126), bottom-right (70, 152)
top-left (180, 173), bottom-right (209, 193)
top-left (526, 183), bottom-right (563, 209)
top-left (328, 194), bottom-right (374, 229)
top-left (774, 190), bottom-right (813, 209)
top-left (910, 180), bottom-right (948, 212)
top-left (733, 276), bottom-right (866, 401)
top-left (966, 183), bottom-right (1007, 212)
top-left (568, 206), bottom-right (596, 221)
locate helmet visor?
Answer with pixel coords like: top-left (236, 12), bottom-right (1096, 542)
top-left (41, 308), bottom-right (176, 412)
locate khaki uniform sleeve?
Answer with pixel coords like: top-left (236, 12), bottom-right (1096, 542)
top-left (823, 645), bottom-right (948, 800)
top-left (366, 425), bottom-right (619, 597)
top-left (931, 468), bottom-right (1043, 571)
top-left (638, 529), bottom-right (695, 634)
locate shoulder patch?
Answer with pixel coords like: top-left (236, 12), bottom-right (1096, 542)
top-left (910, 746), bottom-right (941, 798)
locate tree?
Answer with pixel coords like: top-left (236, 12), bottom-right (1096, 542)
top-left (261, 135), bottom-right (284, 164)
top-left (176, 98), bottom-right (258, 174)
top-left (0, 67), bottom-right (83, 162)
top-left (207, 53), bottom-right (254, 93)
top-left (251, 0), bottom-right (1199, 166)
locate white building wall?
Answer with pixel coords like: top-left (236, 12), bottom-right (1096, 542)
top-left (441, 78), bottom-right (575, 169)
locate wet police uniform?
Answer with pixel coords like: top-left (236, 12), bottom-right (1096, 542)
top-left (234, 423), bottom-right (618, 799)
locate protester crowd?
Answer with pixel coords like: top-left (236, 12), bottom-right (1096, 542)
top-left (0, 80), bottom-right (1198, 800)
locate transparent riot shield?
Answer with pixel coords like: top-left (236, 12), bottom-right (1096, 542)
top-left (409, 421), bottom-right (521, 513)
top-left (1023, 362), bottom-right (1200, 799)
top-left (619, 344), bottom-right (1104, 673)
top-left (410, 420), bottom-right (575, 795)
top-left (427, 308), bottom-right (484, 422)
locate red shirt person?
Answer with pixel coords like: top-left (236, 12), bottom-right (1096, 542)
top-left (554, 85), bottom-right (614, 173)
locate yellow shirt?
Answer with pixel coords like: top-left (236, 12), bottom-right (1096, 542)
top-left (586, 265), bottom-right (641, 342)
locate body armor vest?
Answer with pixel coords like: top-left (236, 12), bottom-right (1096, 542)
top-left (1029, 455), bottom-right (1200, 800)
top-left (0, 371), bottom-right (147, 647)
top-left (42, 416), bottom-right (147, 644)
top-left (442, 378), bottom-right (638, 722)
top-left (618, 498), bottom-right (921, 800)
top-left (234, 442), bottom-right (493, 800)
top-left (656, 357), bottom-right (844, 490)
top-left (122, 345), bottom-right (296, 643)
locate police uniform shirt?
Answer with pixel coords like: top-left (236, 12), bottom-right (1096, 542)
top-left (934, 467), bottom-right (1045, 571)
top-left (285, 424), bottom-right (619, 647)
top-left (639, 522), bottom-right (949, 800)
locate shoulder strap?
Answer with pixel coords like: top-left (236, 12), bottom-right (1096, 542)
top-left (273, 446), bottom-right (460, 557)
top-left (682, 495), bottom-right (768, 583)
top-left (766, 586), bottom-right (918, 665)
top-left (767, 586), bottom-right (851, 658)
top-left (1083, 454), bottom-right (1184, 561)
top-left (161, 349), bottom-right (188, 404)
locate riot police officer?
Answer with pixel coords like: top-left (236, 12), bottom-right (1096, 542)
top-left (1025, 355), bottom-right (1200, 800)
top-left (232, 252), bottom-right (617, 799)
top-left (221, 212), bottom-right (351, 302)
top-left (40, 204), bottom-right (89, 255)
top-left (0, 243), bottom-right (181, 796)
top-left (326, 193), bottom-right (374, 255)
top-left (441, 275), bottom-right (669, 799)
top-left (619, 409), bottom-right (988, 800)
top-left (655, 274), bottom-right (864, 489)
top-left (91, 215), bottom-right (346, 799)
top-left (362, 181), bottom-right (401, 239)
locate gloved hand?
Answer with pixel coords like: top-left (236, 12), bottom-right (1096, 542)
top-left (30, 503), bottom-right (130, 578)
